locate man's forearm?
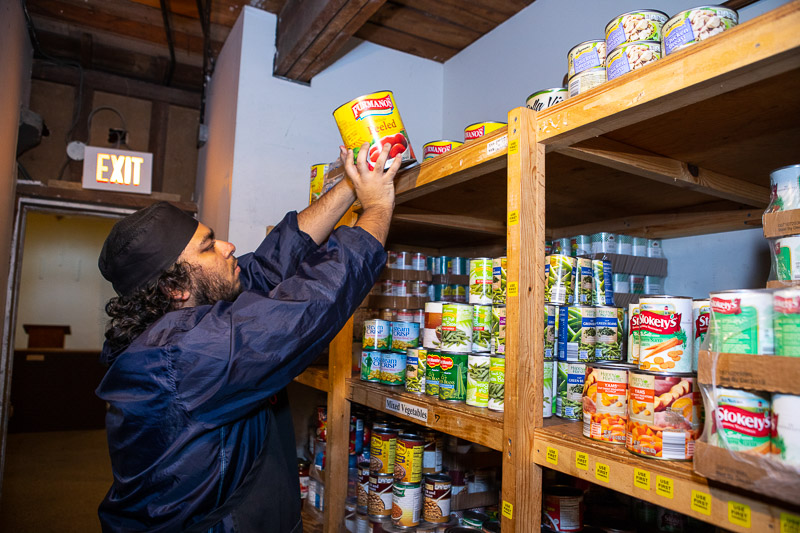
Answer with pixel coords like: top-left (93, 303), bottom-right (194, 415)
top-left (297, 177), bottom-right (356, 245)
top-left (355, 205), bottom-right (392, 246)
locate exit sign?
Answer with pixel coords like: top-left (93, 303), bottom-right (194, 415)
top-left (82, 146), bottom-right (153, 195)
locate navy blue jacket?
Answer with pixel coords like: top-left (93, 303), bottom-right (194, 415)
top-left (96, 212), bottom-right (385, 531)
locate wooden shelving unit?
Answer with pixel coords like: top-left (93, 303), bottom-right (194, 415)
top-left (295, 3), bottom-right (800, 530)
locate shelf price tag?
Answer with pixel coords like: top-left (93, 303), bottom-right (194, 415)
top-left (595, 462), bottom-right (610, 483)
top-left (728, 501), bottom-right (751, 528)
top-left (508, 282), bottom-right (519, 297)
top-left (656, 476), bottom-right (674, 499)
top-left (576, 452), bottom-right (588, 471)
top-left (508, 210), bottom-right (519, 226)
top-left (781, 512), bottom-right (800, 533)
top-left (487, 135), bottom-right (508, 156)
top-left (502, 500), bottom-right (513, 519)
top-left (691, 490), bottom-right (712, 516)
top-left (546, 447), bottom-right (558, 465)
top-left (633, 468), bottom-right (650, 490)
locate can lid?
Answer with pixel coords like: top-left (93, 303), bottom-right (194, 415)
top-left (464, 121), bottom-right (507, 129)
top-left (567, 40), bottom-right (605, 59)
top-left (526, 87), bottom-right (568, 100)
top-left (424, 473), bottom-right (452, 483)
top-left (605, 10), bottom-right (668, 32)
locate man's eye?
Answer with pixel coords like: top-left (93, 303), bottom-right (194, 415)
top-left (205, 241), bottom-right (215, 252)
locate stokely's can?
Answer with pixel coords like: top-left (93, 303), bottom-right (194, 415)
top-left (440, 303), bottom-right (473, 352)
top-left (391, 321), bottom-right (420, 353)
top-left (380, 351), bottom-right (406, 386)
top-left (606, 41), bottom-right (662, 81)
top-left (627, 370), bottom-right (700, 460)
top-left (438, 352), bottom-right (468, 402)
top-left (568, 40), bottom-right (607, 78)
top-left (368, 472), bottom-right (395, 518)
top-left (638, 296), bottom-right (694, 373)
top-left (774, 289), bottom-right (800, 357)
top-left (421, 430), bottom-right (443, 474)
top-left (543, 485), bottom-right (584, 532)
top-left (423, 474), bottom-right (452, 523)
top-left (392, 481), bottom-right (422, 527)
top-left (333, 91), bottom-right (415, 171)
top-left (472, 304), bottom-right (493, 353)
top-left (546, 254), bottom-right (576, 305)
top-left (469, 258), bottom-right (493, 305)
top-left (709, 387), bottom-right (771, 454)
top-left (492, 256), bottom-right (507, 305)
top-left (364, 319), bottom-right (391, 350)
top-left (361, 350), bottom-right (382, 382)
top-left (423, 301), bottom-right (444, 350)
top-left (568, 68), bottom-right (606, 98)
top-left (558, 306), bottom-right (596, 363)
top-left (405, 348), bottom-right (427, 394)
top-left (463, 122), bottom-right (506, 142)
top-left (557, 362), bottom-right (586, 421)
top-left (492, 305), bottom-right (506, 354)
top-left (309, 163), bottom-right (329, 203)
top-left (394, 433), bottom-right (424, 483)
top-left (772, 394), bottom-right (800, 465)
top-left (489, 355), bottom-right (506, 412)
top-left (545, 304), bottom-right (557, 360)
top-left (423, 140), bottom-right (463, 160)
top-left (526, 88), bottom-right (569, 111)
top-left (357, 461), bottom-right (370, 514)
top-left (425, 351), bottom-right (441, 397)
top-left (692, 299), bottom-right (710, 370)
top-left (370, 429), bottom-right (397, 474)
top-left (709, 289), bottom-right (774, 355)
top-left (662, 6), bottom-right (738, 56)
top-left (594, 306), bottom-right (622, 362)
top-left (583, 363), bottom-right (630, 444)
top-left (605, 10), bottom-right (668, 53)
top-left (466, 353), bottom-right (491, 408)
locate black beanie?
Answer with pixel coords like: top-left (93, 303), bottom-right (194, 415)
top-left (98, 202), bottom-right (199, 297)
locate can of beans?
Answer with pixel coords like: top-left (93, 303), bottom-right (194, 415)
top-left (441, 303), bottom-right (473, 352)
top-left (546, 254), bottom-right (576, 305)
top-left (574, 257), bottom-right (594, 306)
top-left (558, 306), bottom-right (595, 363)
top-left (381, 351), bottom-right (406, 386)
top-left (543, 359), bottom-right (554, 418)
top-left (472, 304), bottom-right (493, 353)
top-left (639, 296), bottom-right (694, 373)
top-left (392, 481), bottom-right (421, 528)
top-left (489, 355), bottom-right (506, 412)
top-left (583, 363), bottom-right (631, 444)
top-left (543, 485), bottom-right (584, 532)
top-left (492, 305), bottom-right (506, 354)
top-left (364, 319), bottom-right (391, 351)
top-left (425, 351), bottom-right (440, 397)
top-left (466, 353), bottom-right (491, 408)
top-left (394, 434), bottom-right (424, 483)
top-left (423, 140), bottom-right (463, 160)
top-left (469, 258), bottom-right (493, 305)
top-left (405, 348), bottom-right (427, 394)
top-left (557, 362), bottom-right (586, 420)
top-left (439, 352), bottom-right (468, 402)
top-left (591, 259), bottom-right (614, 307)
top-left (423, 474), bottom-right (452, 523)
top-left (368, 472), bottom-right (395, 518)
top-left (463, 122), bottom-right (505, 142)
top-left (422, 431), bottom-right (443, 474)
top-left (448, 257), bottom-right (467, 276)
top-left (393, 280), bottom-right (409, 296)
top-left (357, 461), bottom-right (370, 514)
top-left (361, 350), bottom-right (382, 382)
top-left (545, 304), bottom-right (557, 360)
top-left (594, 306), bottom-right (622, 362)
top-left (391, 321), bottom-right (420, 353)
top-left (492, 256), bottom-right (507, 305)
top-left (370, 429), bottom-right (397, 474)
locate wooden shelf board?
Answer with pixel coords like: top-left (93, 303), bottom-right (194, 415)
top-left (535, 418), bottom-right (796, 533)
top-left (697, 350), bottom-right (800, 394)
top-left (293, 366), bottom-right (330, 392)
top-left (346, 378), bottom-right (504, 451)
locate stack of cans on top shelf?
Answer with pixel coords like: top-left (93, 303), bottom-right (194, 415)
top-left (427, 255), bottom-right (469, 302)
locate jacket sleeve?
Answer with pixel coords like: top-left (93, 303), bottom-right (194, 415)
top-left (171, 225), bottom-right (385, 425)
top-left (236, 211), bottom-right (320, 293)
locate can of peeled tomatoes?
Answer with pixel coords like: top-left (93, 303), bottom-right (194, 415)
top-left (333, 91), bottom-right (416, 170)
top-left (464, 122), bottom-right (506, 142)
top-left (423, 140), bottom-right (463, 160)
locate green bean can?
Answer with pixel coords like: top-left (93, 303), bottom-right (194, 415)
top-left (546, 254), bottom-right (576, 305)
top-left (438, 352), bottom-right (467, 402)
top-left (594, 306), bottom-right (622, 362)
top-left (591, 259), bottom-right (614, 306)
top-left (575, 257), bottom-right (594, 306)
top-left (543, 359), bottom-right (554, 418)
top-left (466, 354), bottom-right (491, 408)
top-left (492, 305), bottom-right (506, 354)
top-left (544, 304), bottom-right (557, 361)
top-left (469, 258), bottom-right (493, 305)
top-left (557, 362), bottom-right (585, 420)
top-left (441, 303), bottom-right (473, 352)
top-left (405, 348), bottom-right (427, 394)
top-left (488, 356), bottom-right (505, 412)
top-left (425, 351), bottom-right (440, 396)
top-left (493, 256), bottom-right (507, 305)
top-left (472, 305), bottom-right (493, 353)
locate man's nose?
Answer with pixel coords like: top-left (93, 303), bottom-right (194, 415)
top-left (221, 241), bottom-right (236, 257)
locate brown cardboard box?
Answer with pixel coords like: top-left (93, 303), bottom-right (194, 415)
top-left (697, 350), bottom-right (800, 394)
top-left (763, 210), bottom-right (800, 239)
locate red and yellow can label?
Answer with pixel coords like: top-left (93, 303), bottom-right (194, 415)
top-left (422, 140), bottom-right (463, 160)
top-left (308, 163), bottom-right (328, 204)
top-left (464, 122), bottom-right (506, 142)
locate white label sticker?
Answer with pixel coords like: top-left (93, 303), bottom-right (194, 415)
top-left (385, 398), bottom-right (429, 423)
top-left (487, 135), bottom-right (508, 156)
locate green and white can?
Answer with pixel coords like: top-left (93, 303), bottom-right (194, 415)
top-left (595, 306), bottom-right (622, 362)
top-left (632, 237), bottom-right (648, 256)
top-left (575, 257), bottom-right (594, 306)
top-left (472, 305), bottom-right (493, 353)
top-left (647, 239), bottom-right (663, 258)
top-left (774, 236), bottom-right (800, 281)
top-left (469, 258), bottom-right (493, 305)
top-left (591, 232), bottom-right (616, 254)
top-left (644, 276), bottom-right (663, 295)
top-left (425, 351), bottom-right (440, 396)
top-left (363, 319), bottom-right (391, 350)
top-left (492, 256), bottom-right (507, 305)
top-left (488, 356), bottom-right (505, 412)
top-left (543, 360), bottom-right (554, 418)
top-left (709, 290), bottom-right (774, 355)
top-left (466, 354), bottom-right (491, 408)
top-left (544, 304), bottom-right (557, 361)
top-left (361, 350), bottom-right (382, 382)
top-left (405, 348), bottom-right (427, 394)
top-left (438, 352), bottom-right (468, 402)
top-left (381, 351), bottom-right (406, 386)
top-left (571, 235), bottom-right (592, 257)
top-left (613, 273), bottom-right (630, 294)
top-left (591, 259), bottom-right (614, 307)
top-left (440, 303), bottom-right (473, 352)
top-left (546, 254), bottom-right (576, 305)
top-left (492, 305), bottom-right (506, 354)
top-left (774, 289), bottom-right (800, 357)
top-left (616, 234), bottom-right (633, 255)
top-left (768, 164), bottom-right (800, 212)
top-left (557, 362), bottom-right (586, 420)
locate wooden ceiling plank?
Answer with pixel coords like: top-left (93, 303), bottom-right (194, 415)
top-left (366, 2), bottom-right (481, 49)
top-left (558, 137), bottom-right (770, 208)
top-left (355, 21), bottom-right (458, 62)
top-left (393, 0), bottom-right (501, 33)
top-left (392, 206), bottom-right (506, 236)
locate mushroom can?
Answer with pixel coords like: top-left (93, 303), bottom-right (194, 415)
top-left (709, 289), bottom-right (774, 355)
top-left (568, 40), bottom-right (607, 77)
top-left (605, 10), bottom-right (668, 52)
top-left (526, 88), bottom-right (569, 111)
top-left (606, 41), bottom-right (662, 81)
top-left (333, 91), bottom-right (415, 170)
top-left (662, 6), bottom-right (738, 56)
top-left (392, 481), bottom-right (422, 527)
top-left (464, 122), bottom-right (506, 142)
top-left (422, 140), bottom-right (463, 160)
top-left (423, 474), bottom-right (452, 524)
top-left (638, 296), bottom-right (693, 373)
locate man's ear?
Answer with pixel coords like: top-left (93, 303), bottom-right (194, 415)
top-left (168, 288), bottom-right (192, 307)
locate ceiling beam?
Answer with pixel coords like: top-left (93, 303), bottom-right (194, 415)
top-left (275, 0), bottom-right (387, 83)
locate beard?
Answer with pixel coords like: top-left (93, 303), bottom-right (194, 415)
top-left (189, 263), bottom-right (242, 306)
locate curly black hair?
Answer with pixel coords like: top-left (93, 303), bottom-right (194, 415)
top-left (103, 261), bottom-right (192, 355)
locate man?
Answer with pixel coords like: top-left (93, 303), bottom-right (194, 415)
top-left (96, 143), bottom-right (400, 532)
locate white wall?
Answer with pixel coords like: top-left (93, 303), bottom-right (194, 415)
top-left (199, 7), bottom-right (444, 252)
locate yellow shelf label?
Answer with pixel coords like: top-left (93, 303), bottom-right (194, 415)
top-left (576, 452), bottom-right (588, 471)
top-left (633, 468), bottom-right (650, 490)
top-left (508, 210), bottom-right (519, 226)
top-left (781, 512), bottom-right (800, 533)
top-left (691, 490), bottom-right (712, 516)
top-left (595, 462), bottom-right (609, 483)
top-left (508, 139), bottom-right (519, 155)
top-left (728, 501), bottom-right (751, 528)
top-left (502, 500), bottom-right (513, 519)
top-left (656, 476), bottom-right (674, 499)
top-left (508, 282), bottom-right (519, 297)
top-left (546, 447), bottom-right (558, 465)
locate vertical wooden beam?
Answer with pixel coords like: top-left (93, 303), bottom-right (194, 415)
top-left (503, 107), bottom-right (545, 531)
top-left (323, 208), bottom-right (359, 532)
top-left (148, 101), bottom-right (169, 193)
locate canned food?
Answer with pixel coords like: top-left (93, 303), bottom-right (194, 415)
top-left (544, 359), bottom-right (554, 418)
top-left (448, 257), bottom-right (467, 275)
top-left (492, 256), bottom-right (507, 305)
top-left (630, 274), bottom-right (645, 294)
top-left (545, 304), bottom-right (557, 360)
top-left (364, 319), bottom-right (391, 350)
top-left (395, 434), bottom-right (424, 483)
top-left (370, 429), bottom-right (397, 474)
top-left (472, 305), bottom-right (493, 353)
top-left (591, 259), bottom-right (614, 307)
top-left (546, 254), bottom-right (577, 305)
top-left (772, 394), bottom-right (800, 465)
top-left (638, 296), bottom-right (693, 373)
top-left (461, 510), bottom-right (489, 528)
top-left (775, 289), bottom-right (800, 357)
top-left (309, 163), bottom-right (329, 203)
top-left (574, 257), bottom-right (594, 306)
top-left (632, 237), bottom-right (648, 256)
top-left (368, 472), bottom-right (395, 517)
top-left (647, 239), bottom-right (663, 258)
top-left (613, 273), bottom-right (630, 294)
top-left (571, 235), bottom-right (591, 257)
top-left (543, 485), bottom-right (584, 532)
top-left (568, 68), bottom-right (606, 97)
top-left (392, 481), bottom-right (422, 527)
top-left (558, 306), bottom-right (596, 362)
top-left (396, 309), bottom-right (414, 323)
top-left (334, 91), bottom-right (415, 170)
top-left (628, 303), bottom-right (640, 365)
top-left (361, 350), bottom-right (382, 382)
top-left (393, 280), bottom-right (409, 296)
top-left (425, 351), bottom-right (441, 397)
top-left (392, 321), bottom-right (420, 352)
top-left (709, 289), bottom-right (774, 354)
top-left (489, 355), bottom-right (506, 412)
top-left (381, 351), bottom-right (406, 386)
top-left (627, 370), bottom-right (700, 460)
top-left (551, 238), bottom-right (567, 256)
top-left (692, 300), bottom-right (710, 370)
top-left (591, 232), bottom-right (616, 254)
top-left (662, 6), bottom-right (738, 56)
top-left (423, 302), bottom-right (444, 350)
top-left (606, 41), bottom-right (662, 81)
top-left (423, 140), bottom-right (463, 160)
top-left (466, 354), bottom-right (491, 408)
top-left (379, 280), bottom-right (394, 296)
top-left (469, 258), bottom-right (493, 305)
top-left (568, 40), bottom-right (607, 78)
top-left (492, 306), bottom-right (506, 354)
top-left (441, 303), bottom-right (473, 352)
top-left (464, 122), bottom-right (506, 142)
top-left (315, 406), bottom-right (327, 441)
top-left (405, 348), bottom-right (427, 394)
top-left (526, 88), bottom-right (569, 111)
top-left (380, 307), bottom-right (396, 321)
top-left (298, 459), bottom-right (310, 500)
top-left (358, 461), bottom-right (371, 513)
top-left (710, 387), bottom-right (771, 454)
top-left (768, 164), bottom-right (800, 212)
top-left (583, 363), bottom-right (631, 444)
top-left (615, 234), bottom-right (633, 255)
top-left (557, 362), bottom-right (586, 420)
top-left (422, 431), bottom-right (443, 474)
top-left (351, 415), bottom-right (364, 454)
top-left (595, 306), bottom-right (623, 362)
top-left (423, 474), bottom-right (452, 523)
top-left (644, 275), bottom-right (663, 295)
top-left (605, 10), bottom-right (668, 52)
top-left (774, 235), bottom-right (800, 281)
top-left (439, 352), bottom-right (468, 402)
